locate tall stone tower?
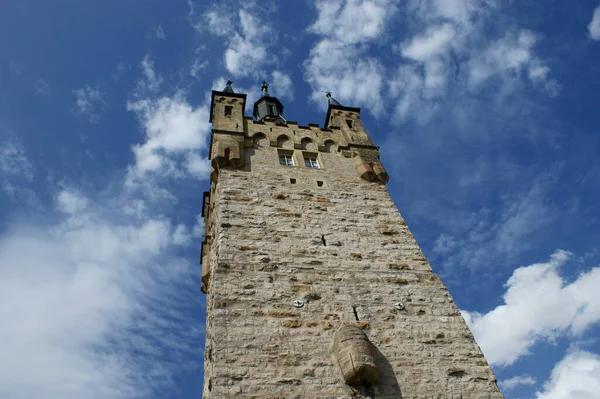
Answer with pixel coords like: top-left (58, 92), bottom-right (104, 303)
top-left (200, 81), bottom-right (504, 399)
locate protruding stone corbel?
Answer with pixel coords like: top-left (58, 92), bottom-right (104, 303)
top-left (354, 155), bottom-right (376, 182)
top-left (332, 325), bottom-right (379, 385)
top-left (228, 142), bottom-right (244, 168)
top-left (372, 161), bottom-right (389, 184)
top-left (211, 140), bottom-right (245, 170)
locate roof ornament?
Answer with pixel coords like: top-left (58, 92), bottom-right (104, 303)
top-left (223, 80), bottom-right (234, 93)
top-left (261, 80), bottom-right (270, 97)
top-left (325, 91), bottom-right (342, 106)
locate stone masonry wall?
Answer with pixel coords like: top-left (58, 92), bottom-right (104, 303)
top-left (201, 93), bottom-right (504, 399)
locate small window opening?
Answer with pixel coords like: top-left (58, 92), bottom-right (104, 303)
top-left (279, 154), bottom-right (294, 166)
top-left (290, 178), bottom-right (296, 184)
top-left (268, 104), bottom-right (276, 115)
top-left (224, 106), bottom-right (232, 116)
top-left (346, 119), bottom-right (353, 128)
top-left (321, 235), bottom-right (327, 246)
top-left (352, 306), bottom-right (360, 321)
top-left (317, 181), bottom-right (324, 187)
top-left (304, 156), bottom-right (319, 169)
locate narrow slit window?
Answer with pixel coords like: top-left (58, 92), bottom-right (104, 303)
top-left (224, 106), bottom-right (232, 116)
top-left (279, 154), bottom-right (294, 166)
top-left (352, 306), bottom-right (360, 321)
top-left (304, 156), bottom-right (319, 169)
top-left (346, 119), bottom-right (353, 128)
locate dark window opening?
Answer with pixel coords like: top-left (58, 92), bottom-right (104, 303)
top-left (224, 106), bottom-right (232, 116)
top-left (317, 181), bottom-right (324, 187)
top-left (352, 306), bottom-right (360, 321)
top-left (321, 235), bottom-right (327, 246)
top-left (290, 178), bottom-right (296, 184)
top-left (346, 119), bottom-right (353, 128)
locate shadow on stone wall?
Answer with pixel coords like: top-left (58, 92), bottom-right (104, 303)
top-left (349, 344), bottom-right (403, 399)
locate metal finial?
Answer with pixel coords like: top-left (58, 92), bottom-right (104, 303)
top-left (261, 80), bottom-right (269, 97)
top-left (223, 79), bottom-right (234, 93)
top-left (324, 91), bottom-right (342, 106)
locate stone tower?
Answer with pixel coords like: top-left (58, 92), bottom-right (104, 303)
top-left (200, 82), bottom-right (504, 399)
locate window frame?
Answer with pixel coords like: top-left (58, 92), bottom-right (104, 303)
top-left (304, 156), bottom-right (319, 169)
top-left (302, 151), bottom-right (322, 169)
top-left (224, 106), bottom-right (233, 116)
top-left (278, 150), bottom-right (295, 167)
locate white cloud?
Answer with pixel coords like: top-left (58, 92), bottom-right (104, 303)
top-left (223, 10), bottom-right (271, 76)
top-left (0, 138), bottom-right (34, 182)
top-left (190, 59), bottom-right (208, 79)
top-left (310, 0), bottom-right (394, 45)
top-left (536, 350), bottom-right (600, 399)
top-left (172, 224), bottom-right (191, 246)
top-left (0, 137), bottom-right (35, 198)
top-left (463, 250), bottom-right (600, 366)
top-left (467, 30), bottom-right (549, 89)
top-left (304, 0), bottom-right (396, 114)
top-left (72, 85), bottom-right (104, 123)
top-left (270, 71), bottom-right (294, 101)
top-left (126, 94), bottom-right (211, 184)
top-left (402, 23), bottom-right (456, 61)
top-left (127, 54), bottom-right (211, 184)
top-left (304, 39), bottom-right (386, 114)
top-left (34, 79), bottom-right (51, 96)
top-left (589, 5), bottom-right (600, 40)
top-left (192, 214), bottom-right (205, 238)
top-left (498, 374), bottom-right (536, 391)
top-left (0, 189), bottom-right (201, 399)
top-left (156, 24), bottom-right (166, 40)
top-left (391, 0), bottom-right (557, 122)
top-left (57, 190), bottom-right (88, 216)
top-left (185, 152), bottom-right (211, 178)
top-left (198, 4), bottom-right (273, 77)
top-left (134, 55), bottom-right (163, 96)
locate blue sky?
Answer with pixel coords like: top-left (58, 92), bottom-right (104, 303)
top-left (1, 1), bottom-right (600, 398)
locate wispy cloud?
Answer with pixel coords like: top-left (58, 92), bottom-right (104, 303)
top-left (304, 0), bottom-right (397, 115)
top-left (270, 70), bottom-right (294, 101)
top-left (463, 250), bottom-right (600, 366)
top-left (126, 55), bottom-right (211, 188)
top-left (196, 4), bottom-right (274, 77)
top-left (498, 374), bottom-right (537, 391)
top-left (0, 187), bottom-right (203, 399)
top-left (589, 4), bottom-right (600, 40)
top-left (156, 24), bottom-right (166, 40)
top-left (0, 137), bottom-right (35, 199)
top-left (34, 79), bottom-right (50, 96)
top-left (72, 85), bottom-right (105, 123)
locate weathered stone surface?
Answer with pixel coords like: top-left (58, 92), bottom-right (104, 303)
top-left (200, 90), bottom-right (504, 398)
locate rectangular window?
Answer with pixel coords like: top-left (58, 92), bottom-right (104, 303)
top-left (346, 119), bottom-right (353, 128)
top-left (304, 156), bottom-right (319, 169)
top-left (224, 106), bottom-right (232, 116)
top-left (279, 154), bottom-right (294, 166)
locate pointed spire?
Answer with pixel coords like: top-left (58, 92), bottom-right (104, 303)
top-left (223, 80), bottom-right (234, 93)
top-left (261, 81), bottom-right (270, 97)
top-left (326, 92), bottom-right (342, 106)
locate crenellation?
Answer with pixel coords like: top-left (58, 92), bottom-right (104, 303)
top-left (200, 86), bottom-right (503, 398)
